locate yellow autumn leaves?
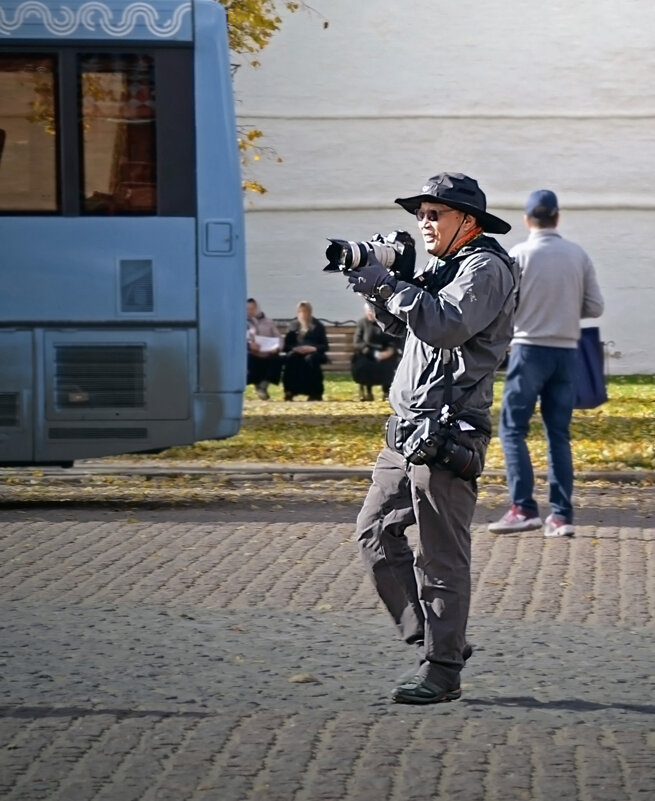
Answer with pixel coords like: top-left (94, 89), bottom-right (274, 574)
top-left (156, 374), bottom-right (655, 473)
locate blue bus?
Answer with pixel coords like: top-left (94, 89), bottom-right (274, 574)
top-left (0, 0), bottom-right (246, 465)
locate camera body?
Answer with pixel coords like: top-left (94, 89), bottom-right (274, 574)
top-left (324, 230), bottom-right (416, 283)
top-left (403, 418), bottom-right (481, 480)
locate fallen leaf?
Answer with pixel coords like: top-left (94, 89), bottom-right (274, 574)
top-left (288, 672), bottom-right (319, 684)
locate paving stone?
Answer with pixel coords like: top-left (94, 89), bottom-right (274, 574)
top-left (0, 481), bottom-right (654, 800)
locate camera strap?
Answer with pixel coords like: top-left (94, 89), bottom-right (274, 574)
top-left (441, 349), bottom-right (455, 418)
top-left (440, 349), bottom-right (490, 435)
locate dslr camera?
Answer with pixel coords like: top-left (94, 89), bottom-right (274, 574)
top-left (324, 230), bottom-right (416, 283)
top-left (403, 419), bottom-right (482, 481)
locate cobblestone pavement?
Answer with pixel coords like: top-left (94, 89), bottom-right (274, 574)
top-left (0, 477), bottom-right (654, 800)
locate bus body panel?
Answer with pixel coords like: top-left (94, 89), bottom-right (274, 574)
top-left (2, 218), bottom-right (196, 323)
top-left (193, 0), bottom-right (247, 431)
top-left (0, 330), bottom-right (33, 463)
top-left (33, 327), bottom-right (195, 463)
top-left (0, 0), bottom-right (246, 464)
top-left (0, 1), bottom-right (193, 42)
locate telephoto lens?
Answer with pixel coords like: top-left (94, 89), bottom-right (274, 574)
top-left (323, 230), bottom-right (416, 280)
top-left (439, 435), bottom-right (482, 480)
top-left (324, 239), bottom-right (372, 272)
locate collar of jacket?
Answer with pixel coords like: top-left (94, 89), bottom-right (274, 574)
top-left (417, 235), bottom-right (514, 293)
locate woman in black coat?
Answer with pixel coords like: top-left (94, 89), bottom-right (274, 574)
top-left (351, 303), bottom-right (401, 401)
top-left (282, 301), bottom-right (329, 401)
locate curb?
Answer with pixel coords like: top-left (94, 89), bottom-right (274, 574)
top-left (2, 462), bottom-right (653, 484)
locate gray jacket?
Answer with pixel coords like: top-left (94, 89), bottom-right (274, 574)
top-left (372, 236), bottom-right (518, 434)
top-left (510, 229), bottom-right (604, 348)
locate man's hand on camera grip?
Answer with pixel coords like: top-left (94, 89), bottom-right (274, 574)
top-left (347, 259), bottom-right (397, 297)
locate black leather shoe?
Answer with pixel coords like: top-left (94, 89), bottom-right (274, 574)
top-left (392, 678), bottom-right (461, 705)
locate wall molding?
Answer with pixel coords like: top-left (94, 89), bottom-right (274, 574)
top-left (237, 110), bottom-right (655, 122)
top-left (245, 199), bottom-right (655, 213)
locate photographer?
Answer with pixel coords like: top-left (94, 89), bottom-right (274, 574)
top-left (345, 172), bottom-right (518, 705)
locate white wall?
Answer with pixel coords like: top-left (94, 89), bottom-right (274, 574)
top-left (235, 0), bottom-right (655, 372)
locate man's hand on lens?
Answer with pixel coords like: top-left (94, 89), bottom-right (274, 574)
top-left (347, 258), bottom-right (397, 297)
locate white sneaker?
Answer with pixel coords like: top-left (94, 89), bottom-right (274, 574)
top-left (543, 514), bottom-right (575, 538)
top-left (488, 505), bottom-right (543, 533)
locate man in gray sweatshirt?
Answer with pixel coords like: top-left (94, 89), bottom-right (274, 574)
top-left (489, 189), bottom-right (604, 538)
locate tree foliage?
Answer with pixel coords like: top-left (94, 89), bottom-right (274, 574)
top-left (219, 0), bottom-right (301, 57)
top-left (129, 375), bottom-right (655, 473)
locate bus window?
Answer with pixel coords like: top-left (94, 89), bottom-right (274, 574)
top-left (0, 55), bottom-right (58, 212)
top-left (80, 54), bottom-right (157, 215)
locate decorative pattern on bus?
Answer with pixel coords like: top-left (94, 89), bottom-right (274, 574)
top-left (0, 1), bottom-right (191, 38)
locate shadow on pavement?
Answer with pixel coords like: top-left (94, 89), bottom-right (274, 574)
top-left (465, 695), bottom-right (655, 716)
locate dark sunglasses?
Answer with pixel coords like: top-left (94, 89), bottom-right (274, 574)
top-left (414, 208), bottom-right (459, 222)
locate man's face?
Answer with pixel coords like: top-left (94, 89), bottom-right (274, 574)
top-left (416, 202), bottom-right (467, 257)
top-left (247, 301), bottom-right (258, 318)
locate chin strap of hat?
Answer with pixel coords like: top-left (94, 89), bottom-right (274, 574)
top-left (446, 224), bottom-right (483, 255)
top-left (441, 219), bottom-right (466, 258)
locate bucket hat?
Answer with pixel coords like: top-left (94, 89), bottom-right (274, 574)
top-left (395, 172), bottom-right (511, 234)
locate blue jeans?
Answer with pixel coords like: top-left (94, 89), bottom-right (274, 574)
top-left (499, 344), bottom-right (577, 521)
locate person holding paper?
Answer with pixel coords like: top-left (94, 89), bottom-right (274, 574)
top-left (246, 298), bottom-right (283, 400)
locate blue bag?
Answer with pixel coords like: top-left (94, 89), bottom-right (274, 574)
top-left (574, 327), bottom-right (607, 409)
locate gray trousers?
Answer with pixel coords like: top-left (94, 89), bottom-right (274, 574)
top-left (356, 439), bottom-right (486, 688)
